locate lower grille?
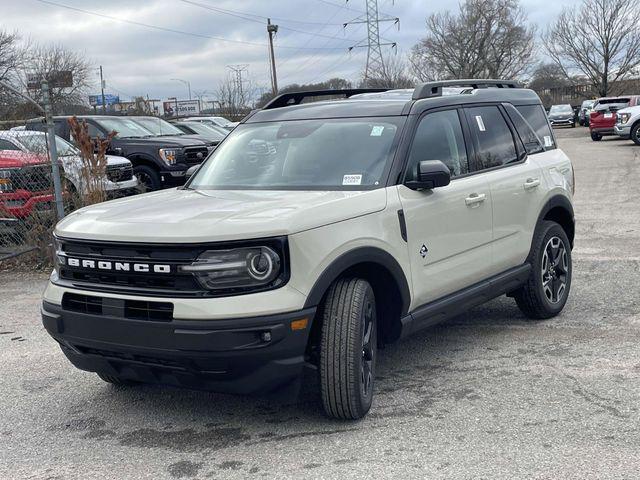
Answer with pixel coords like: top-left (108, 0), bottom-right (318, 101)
top-left (62, 293), bottom-right (173, 321)
top-left (13, 165), bottom-right (52, 192)
top-left (74, 345), bottom-right (184, 370)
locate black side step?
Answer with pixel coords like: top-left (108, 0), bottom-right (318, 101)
top-left (400, 264), bottom-right (531, 339)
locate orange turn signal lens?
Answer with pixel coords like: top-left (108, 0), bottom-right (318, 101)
top-left (290, 318), bottom-right (308, 331)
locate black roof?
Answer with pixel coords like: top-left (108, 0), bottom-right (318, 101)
top-left (246, 80), bottom-right (542, 123)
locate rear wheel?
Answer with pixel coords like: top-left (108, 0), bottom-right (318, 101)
top-left (630, 123), bottom-right (640, 146)
top-left (133, 165), bottom-right (161, 192)
top-left (514, 221), bottom-right (572, 319)
top-left (319, 278), bottom-right (377, 420)
top-left (590, 132), bottom-right (602, 141)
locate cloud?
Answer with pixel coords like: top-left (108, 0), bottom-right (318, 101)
top-left (3, 0), bottom-right (580, 102)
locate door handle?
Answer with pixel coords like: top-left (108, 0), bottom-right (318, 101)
top-left (524, 178), bottom-right (540, 189)
top-left (465, 193), bottom-right (486, 207)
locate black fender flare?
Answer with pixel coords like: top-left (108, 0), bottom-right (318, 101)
top-left (535, 194), bottom-right (575, 246)
top-left (303, 246), bottom-right (411, 315)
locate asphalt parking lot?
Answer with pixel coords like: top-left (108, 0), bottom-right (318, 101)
top-left (1, 127), bottom-right (639, 480)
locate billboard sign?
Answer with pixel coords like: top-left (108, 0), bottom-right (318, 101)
top-left (27, 71), bottom-right (73, 89)
top-left (89, 94), bottom-right (120, 106)
top-left (163, 99), bottom-right (200, 117)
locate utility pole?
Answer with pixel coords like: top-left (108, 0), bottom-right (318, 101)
top-left (344, 0), bottom-right (399, 83)
top-left (99, 65), bottom-right (106, 113)
top-left (267, 18), bottom-right (279, 95)
top-left (41, 80), bottom-right (65, 220)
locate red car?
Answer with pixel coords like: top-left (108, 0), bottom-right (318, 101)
top-left (0, 150), bottom-right (54, 224)
top-left (590, 95), bottom-right (640, 141)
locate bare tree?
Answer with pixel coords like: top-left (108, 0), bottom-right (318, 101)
top-left (410, 0), bottom-right (536, 81)
top-left (0, 30), bottom-right (25, 84)
top-left (544, 0), bottom-right (640, 97)
top-left (361, 54), bottom-right (414, 89)
top-left (25, 43), bottom-right (93, 113)
top-left (215, 73), bottom-right (255, 119)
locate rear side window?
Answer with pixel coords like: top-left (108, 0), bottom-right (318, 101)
top-left (464, 106), bottom-right (518, 170)
top-left (516, 105), bottom-right (555, 149)
top-left (503, 104), bottom-right (544, 155)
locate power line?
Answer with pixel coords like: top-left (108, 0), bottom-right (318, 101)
top-left (32, 0), bottom-right (348, 51)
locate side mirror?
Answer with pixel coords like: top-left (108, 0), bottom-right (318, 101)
top-left (405, 160), bottom-right (451, 190)
top-left (185, 164), bottom-right (199, 180)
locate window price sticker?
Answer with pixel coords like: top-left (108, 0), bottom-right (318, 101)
top-left (343, 174), bottom-right (363, 185)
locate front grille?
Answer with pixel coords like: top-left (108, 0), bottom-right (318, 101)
top-left (62, 292), bottom-right (173, 321)
top-left (106, 164), bottom-right (133, 182)
top-left (57, 239), bottom-right (203, 296)
top-left (183, 146), bottom-right (209, 165)
top-left (74, 345), bottom-right (184, 369)
top-left (12, 164), bottom-right (52, 192)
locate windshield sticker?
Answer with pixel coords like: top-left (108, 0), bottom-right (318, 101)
top-left (544, 135), bottom-right (553, 147)
top-left (475, 115), bottom-right (486, 132)
top-left (370, 125), bottom-right (385, 136)
top-left (343, 174), bottom-right (362, 185)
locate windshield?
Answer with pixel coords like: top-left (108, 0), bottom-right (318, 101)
top-left (94, 118), bottom-right (154, 138)
top-left (550, 105), bottom-right (572, 113)
top-left (183, 122), bottom-right (226, 140)
top-left (581, 100), bottom-right (595, 108)
top-left (132, 117), bottom-right (184, 136)
top-left (189, 117), bottom-right (404, 190)
top-left (19, 134), bottom-right (78, 156)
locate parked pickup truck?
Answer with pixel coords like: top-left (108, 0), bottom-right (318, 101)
top-left (0, 131), bottom-right (138, 198)
top-left (589, 96), bottom-right (640, 141)
top-left (26, 116), bottom-right (212, 191)
top-left (0, 150), bottom-right (55, 235)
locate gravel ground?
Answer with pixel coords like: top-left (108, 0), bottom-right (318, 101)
top-left (1, 127), bottom-right (639, 479)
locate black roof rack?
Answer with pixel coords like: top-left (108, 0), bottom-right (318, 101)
top-left (262, 88), bottom-right (390, 110)
top-left (412, 79), bottom-right (522, 100)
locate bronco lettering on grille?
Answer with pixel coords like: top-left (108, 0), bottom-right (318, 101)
top-left (65, 257), bottom-right (171, 273)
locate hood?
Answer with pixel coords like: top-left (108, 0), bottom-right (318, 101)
top-left (616, 105), bottom-right (640, 115)
top-left (0, 150), bottom-right (48, 168)
top-left (104, 154), bottom-right (131, 166)
top-left (116, 135), bottom-right (207, 147)
top-left (55, 187), bottom-right (388, 243)
top-left (548, 111), bottom-right (573, 118)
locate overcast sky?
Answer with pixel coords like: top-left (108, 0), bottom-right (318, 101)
top-left (3, 0), bottom-right (578, 102)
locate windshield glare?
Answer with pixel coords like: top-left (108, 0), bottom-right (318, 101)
top-left (133, 117), bottom-right (184, 136)
top-left (184, 122), bottom-right (226, 140)
top-left (19, 134), bottom-right (78, 156)
top-left (95, 118), bottom-right (154, 138)
top-left (189, 117), bottom-right (404, 190)
top-left (550, 105), bottom-right (572, 113)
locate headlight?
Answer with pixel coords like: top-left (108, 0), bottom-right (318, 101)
top-left (179, 246), bottom-right (284, 291)
top-left (618, 113), bottom-right (631, 124)
top-left (52, 236), bottom-right (65, 273)
top-left (158, 148), bottom-right (179, 165)
top-left (0, 168), bottom-right (16, 192)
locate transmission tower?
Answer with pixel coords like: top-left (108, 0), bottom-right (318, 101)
top-left (226, 64), bottom-right (249, 100)
top-left (344, 0), bottom-right (399, 81)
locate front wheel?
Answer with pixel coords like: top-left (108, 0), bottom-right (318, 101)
top-left (319, 278), bottom-right (377, 420)
top-left (591, 132), bottom-right (602, 141)
top-left (514, 221), bottom-right (572, 319)
top-left (630, 123), bottom-right (640, 146)
top-left (133, 165), bottom-right (161, 192)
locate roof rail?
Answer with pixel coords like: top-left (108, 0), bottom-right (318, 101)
top-left (262, 88), bottom-right (390, 110)
top-left (412, 79), bottom-right (522, 100)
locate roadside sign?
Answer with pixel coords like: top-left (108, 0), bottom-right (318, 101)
top-left (163, 99), bottom-right (200, 117)
top-left (27, 71), bottom-right (73, 89)
top-left (89, 94), bottom-right (120, 106)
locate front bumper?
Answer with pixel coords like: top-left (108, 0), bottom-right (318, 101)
top-left (549, 118), bottom-right (574, 126)
top-left (42, 300), bottom-right (316, 394)
top-left (590, 126), bottom-right (616, 135)
top-left (614, 124), bottom-right (631, 138)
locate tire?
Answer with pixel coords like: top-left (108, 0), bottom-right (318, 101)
top-left (514, 221), bottom-right (572, 320)
top-left (97, 373), bottom-right (138, 386)
top-left (590, 132), bottom-right (602, 141)
top-left (571, 122), bottom-right (576, 128)
top-left (133, 165), bottom-right (161, 192)
top-left (319, 278), bottom-right (377, 420)
top-left (631, 123), bottom-right (640, 146)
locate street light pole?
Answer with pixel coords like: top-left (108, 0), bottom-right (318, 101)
top-left (171, 78), bottom-right (191, 100)
top-left (267, 19), bottom-right (279, 95)
top-left (99, 65), bottom-right (106, 113)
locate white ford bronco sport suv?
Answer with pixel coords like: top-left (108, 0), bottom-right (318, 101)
top-left (42, 80), bottom-right (575, 420)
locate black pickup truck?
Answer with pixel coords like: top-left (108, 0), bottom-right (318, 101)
top-left (25, 115), bottom-right (212, 191)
